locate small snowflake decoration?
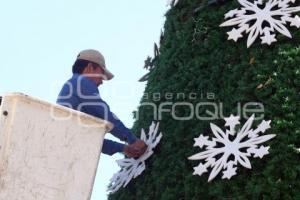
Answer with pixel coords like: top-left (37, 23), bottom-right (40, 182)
top-left (167, 0), bottom-right (180, 7)
top-left (220, 0), bottom-right (300, 47)
top-left (107, 122), bottom-right (162, 193)
top-left (188, 114), bottom-right (276, 182)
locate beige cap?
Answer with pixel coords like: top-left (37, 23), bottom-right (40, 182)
top-left (77, 49), bottom-right (114, 80)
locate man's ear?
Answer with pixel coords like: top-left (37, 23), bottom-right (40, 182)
top-left (88, 63), bottom-right (95, 71)
top-left (83, 63), bottom-right (93, 74)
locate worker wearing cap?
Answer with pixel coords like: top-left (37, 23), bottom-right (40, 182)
top-left (57, 49), bottom-right (147, 158)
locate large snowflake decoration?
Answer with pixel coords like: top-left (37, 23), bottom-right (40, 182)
top-left (107, 122), bottom-right (162, 193)
top-left (188, 114), bottom-right (276, 182)
top-left (220, 0), bottom-right (300, 47)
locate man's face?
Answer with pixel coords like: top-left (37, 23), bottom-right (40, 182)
top-left (84, 63), bottom-right (106, 87)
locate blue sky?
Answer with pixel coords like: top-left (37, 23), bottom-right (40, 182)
top-left (0, 1), bottom-right (167, 199)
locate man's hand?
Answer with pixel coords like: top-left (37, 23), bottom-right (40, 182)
top-left (123, 140), bottom-right (148, 158)
top-left (130, 140), bottom-right (148, 156)
top-left (123, 145), bottom-right (140, 158)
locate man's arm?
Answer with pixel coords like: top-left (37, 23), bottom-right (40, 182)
top-left (80, 94), bottom-right (150, 157)
top-left (102, 139), bottom-right (125, 156)
top-left (76, 77), bottom-right (138, 144)
top-left (80, 98), bottom-right (138, 144)
top-left (57, 76), bottom-right (147, 157)
top-left (77, 76), bottom-right (146, 157)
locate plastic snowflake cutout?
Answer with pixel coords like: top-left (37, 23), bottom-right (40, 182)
top-left (188, 114), bottom-right (276, 182)
top-left (107, 122), bottom-right (162, 193)
top-left (220, 0), bottom-right (300, 47)
top-left (166, 0), bottom-right (179, 7)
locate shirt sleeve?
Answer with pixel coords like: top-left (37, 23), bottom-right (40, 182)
top-left (77, 77), bottom-right (138, 145)
top-left (102, 139), bottom-right (125, 155)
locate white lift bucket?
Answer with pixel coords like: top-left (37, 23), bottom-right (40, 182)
top-left (0, 93), bottom-right (113, 200)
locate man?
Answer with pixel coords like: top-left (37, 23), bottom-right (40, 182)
top-left (57, 49), bottom-right (147, 158)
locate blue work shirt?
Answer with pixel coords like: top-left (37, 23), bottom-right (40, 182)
top-left (56, 73), bottom-right (137, 155)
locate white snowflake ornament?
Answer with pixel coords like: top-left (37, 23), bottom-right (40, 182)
top-left (167, 0), bottom-right (180, 7)
top-left (220, 0), bottom-right (300, 47)
top-left (188, 114), bottom-right (276, 182)
top-left (107, 122), bottom-right (162, 193)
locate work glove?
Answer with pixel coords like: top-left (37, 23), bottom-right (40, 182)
top-left (123, 139), bottom-right (148, 158)
top-left (123, 145), bottom-right (140, 158)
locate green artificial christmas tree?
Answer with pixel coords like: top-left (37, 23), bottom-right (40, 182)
top-left (108, 0), bottom-right (300, 199)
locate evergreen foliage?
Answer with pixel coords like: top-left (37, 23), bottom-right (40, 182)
top-left (109, 1), bottom-right (300, 199)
